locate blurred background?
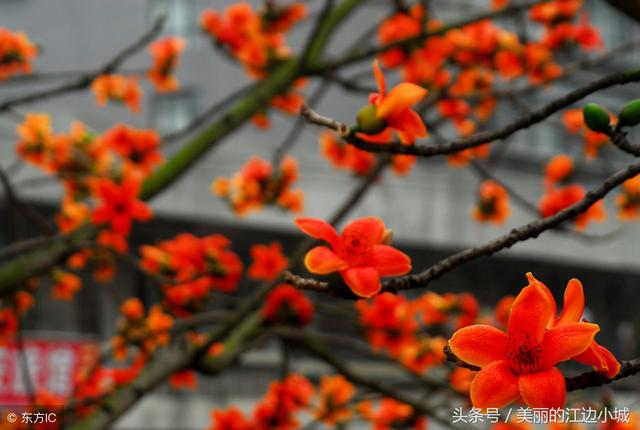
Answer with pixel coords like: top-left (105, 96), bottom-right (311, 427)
top-left (1, 0), bottom-right (640, 428)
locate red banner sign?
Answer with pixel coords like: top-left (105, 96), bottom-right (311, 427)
top-left (0, 338), bottom-right (98, 404)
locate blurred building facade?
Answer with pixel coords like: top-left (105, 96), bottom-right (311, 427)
top-left (1, 0), bottom-right (640, 428)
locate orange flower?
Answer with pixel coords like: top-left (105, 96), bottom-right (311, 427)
top-left (212, 156), bottom-right (303, 216)
top-left (296, 217), bottom-right (411, 297)
top-left (447, 144), bottom-right (490, 167)
top-left (472, 180), bottom-right (511, 225)
top-left (360, 397), bottom-right (426, 430)
top-left (91, 74), bottom-right (142, 113)
top-left (52, 270), bottom-right (82, 301)
top-left (527, 273), bottom-right (620, 379)
top-left (169, 370), bottom-right (197, 390)
top-left (56, 197), bottom-right (90, 233)
top-left (544, 155), bottom-right (574, 187)
top-left (248, 242), bottom-right (288, 282)
top-left (0, 28), bottom-right (38, 81)
top-left (616, 174), bottom-right (640, 221)
top-left (377, 7), bottom-right (423, 68)
top-left (315, 375), bottom-right (355, 425)
top-left (448, 278), bottom-right (599, 408)
top-left (91, 175), bottom-right (153, 236)
top-left (362, 60), bottom-right (428, 144)
top-left (253, 374), bottom-right (314, 430)
top-left (320, 131), bottom-right (375, 176)
top-left (450, 367), bottom-right (476, 394)
top-left (101, 124), bottom-right (163, 175)
top-left (147, 305), bottom-right (173, 345)
top-left (147, 37), bottom-right (185, 92)
top-left (539, 184), bottom-right (606, 231)
top-left (121, 298), bottom-right (144, 321)
top-left (16, 113), bottom-right (54, 170)
top-left (208, 407), bottom-right (252, 430)
top-left (399, 336), bottom-right (447, 373)
top-left (262, 284), bottom-right (314, 326)
top-left (357, 292), bottom-right (417, 354)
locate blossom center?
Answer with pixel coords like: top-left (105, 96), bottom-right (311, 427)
top-left (505, 331), bottom-right (543, 375)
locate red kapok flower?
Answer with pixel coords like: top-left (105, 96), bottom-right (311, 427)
top-left (539, 184), bottom-right (606, 231)
top-left (248, 242), bottom-right (288, 282)
top-left (362, 60), bottom-right (428, 144)
top-left (544, 155), bottom-right (574, 187)
top-left (208, 407), bottom-right (253, 430)
top-left (314, 375), bottom-right (356, 425)
top-left (472, 180), bottom-right (511, 225)
top-left (262, 284), bottom-right (313, 326)
top-left (448, 279), bottom-right (599, 408)
top-left (616, 174), bottom-right (640, 221)
top-left (91, 175), bottom-right (153, 235)
top-left (296, 217), bottom-right (411, 297)
top-left (121, 298), bottom-right (144, 321)
top-left (526, 273), bottom-right (620, 379)
top-left (147, 37), bottom-right (185, 92)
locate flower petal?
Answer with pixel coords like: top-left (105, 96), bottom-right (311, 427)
top-left (574, 342), bottom-right (620, 379)
top-left (377, 83), bottom-right (428, 119)
top-left (525, 272), bottom-right (557, 326)
top-left (508, 283), bottom-right (554, 343)
top-left (518, 367), bottom-right (566, 408)
top-left (386, 109), bottom-right (427, 138)
top-left (342, 217), bottom-right (386, 245)
top-left (370, 244), bottom-right (411, 276)
top-left (304, 246), bottom-right (348, 274)
top-left (556, 278), bottom-right (585, 326)
top-left (341, 267), bottom-right (381, 298)
top-left (449, 325), bottom-right (507, 367)
top-left (373, 60), bottom-right (386, 96)
top-left (470, 360), bottom-right (520, 409)
top-left (295, 217), bottom-right (340, 248)
top-left (542, 322), bottom-right (599, 367)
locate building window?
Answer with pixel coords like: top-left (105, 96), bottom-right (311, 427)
top-left (149, 89), bottom-right (197, 136)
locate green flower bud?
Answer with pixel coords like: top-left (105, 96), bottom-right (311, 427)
top-left (582, 103), bottom-right (611, 133)
top-left (618, 99), bottom-right (640, 127)
top-left (356, 104), bottom-right (387, 135)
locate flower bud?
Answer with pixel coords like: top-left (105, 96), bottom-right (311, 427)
top-left (582, 103), bottom-right (611, 133)
top-left (618, 99), bottom-right (640, 127)
top-left (356, 104), bottom-right (387, 135)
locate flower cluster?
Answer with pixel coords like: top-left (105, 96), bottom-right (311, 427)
top-left (91, 74), bottom-right (142, 113)
top-left (147, 37), bottom-right (186, 92)
top-left (320, 130), bottom-right (376, 176)
top-left (358, 398), bottom-right (426, 430)
top-left (212, 156), bottom-right (303, 216)
top-left (248, 241), bottom-right (288, 282)
top-left (262, 284), bottom-right (314, 327)
top-left (0, 27), bottom-right (38, 81)
top-left (472, 180), bottom-right (511, 225)
top-left (373, 0), bottom-right (599, 154)
top-left (201, 2), bottom-right (305, 78)
top-left (448, 273), bottom-right (619, 409)
top-left (297, 217), bottom-right (411, 298)
top-left (16, 116), bottom-right (162, 253)
top-left (616, 174), bottom-right (640, 221)
top-left (208, 374), bottom-right (314, 430)
top-left (140, 233), bottom-right (243, 316)
top-left (357, 291), bottom-right (477, 374)
top-left (538, 153), bottom-right (606, 231)
top-left (112, 298), bottom-right (174, 360)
